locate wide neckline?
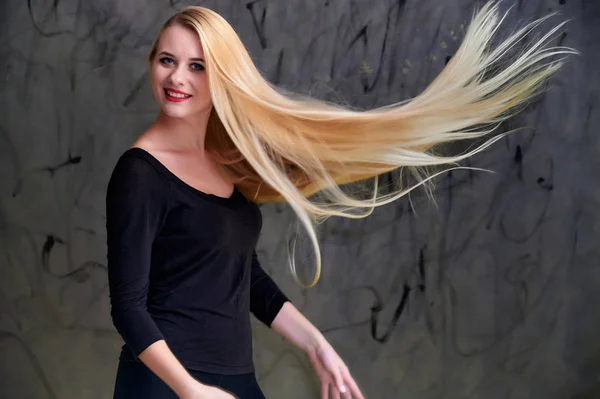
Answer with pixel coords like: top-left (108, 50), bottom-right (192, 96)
top-left (124, 147), bottom-right (239, 202)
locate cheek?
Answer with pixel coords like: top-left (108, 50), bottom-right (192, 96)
top-left (150, 67), bottom-right (166, 87)
top-left (194, 77), bottom-right (212, 105)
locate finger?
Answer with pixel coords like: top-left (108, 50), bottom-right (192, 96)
top-left (329, 365), bottom-right (347, 394)
top-left (321, 382), bottom-right (328, 399)
top-left (341, 368), bottom-right (364, 399)
top-left (332, 385), bottom-right (341, 399)
top-left (332, 367), bottom-right (346, 395)
top-left (341, 381), bottom-right (352, 399)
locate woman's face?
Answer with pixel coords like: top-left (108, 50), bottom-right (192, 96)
top-left (150, 24), bottom-right (212, 119)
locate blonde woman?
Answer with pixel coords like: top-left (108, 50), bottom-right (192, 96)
top-left (106, 3), bottom-right (573, 398)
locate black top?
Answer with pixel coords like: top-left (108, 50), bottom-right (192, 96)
top-left (106, 147), bottom-right (289, 374)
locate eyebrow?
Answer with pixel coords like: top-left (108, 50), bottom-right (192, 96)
top-left (158, 51), bottom-right (205, 62)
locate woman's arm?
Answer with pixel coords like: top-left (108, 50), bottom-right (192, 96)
top-left (248, 252), bottom-right (364, 397)
top-left (138, 341), bottom-right (201, 396)
top-left (249, 250), bottom-right (290, 326)
top-left (138, 341), bottom-right (234, 398)
top-left (270, 302), bottom-right (365, 399)
top-left (270, 302), bottom-right (323, 353)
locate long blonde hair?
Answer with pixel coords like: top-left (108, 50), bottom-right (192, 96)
top-left (148, 2), bottom-right (576, 287)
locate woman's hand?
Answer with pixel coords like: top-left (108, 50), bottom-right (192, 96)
top-left (270, 303), bottom-right (365, 398)
top-left (307, 340), bottom-right (364, 399)
top-left (200, 386), bottom-right (237, 399)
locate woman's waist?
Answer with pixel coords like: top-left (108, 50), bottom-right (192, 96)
top-left (118, 314), bottom-right (254, 371)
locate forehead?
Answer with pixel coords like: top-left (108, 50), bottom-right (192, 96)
top-left (157, 24), bottom-right (204, 56)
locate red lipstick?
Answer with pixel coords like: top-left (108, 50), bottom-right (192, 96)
top-left (164, 88), bottom-right (192, 103)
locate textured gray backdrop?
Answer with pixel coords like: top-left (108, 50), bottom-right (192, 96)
top-left (1, 0), bottom-right (598, 398)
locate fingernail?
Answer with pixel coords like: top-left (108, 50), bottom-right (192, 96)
top-left (340, 385), bottom-right (347, 393)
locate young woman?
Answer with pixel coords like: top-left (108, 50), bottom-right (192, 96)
top-left (106, 3), bottom-right (573, 398)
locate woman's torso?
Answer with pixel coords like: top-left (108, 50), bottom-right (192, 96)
top-left (116, 147), bottom-right (263, 374)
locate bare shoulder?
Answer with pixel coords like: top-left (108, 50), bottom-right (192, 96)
top-left (130, 128), bottom-right (160, 153)
top-left (129, 131), bottom-right (234, 197)
top-left (129, 129), bottom-right (174, 165)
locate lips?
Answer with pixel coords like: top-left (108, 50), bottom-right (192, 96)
top-left (164, 88), bottom-right (192, 102)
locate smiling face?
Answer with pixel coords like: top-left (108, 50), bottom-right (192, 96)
top-left (150, 23), bottom-right (212, 120)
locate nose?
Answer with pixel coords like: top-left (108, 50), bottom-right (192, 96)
top-left (169, 65), bottom-right (186, 86)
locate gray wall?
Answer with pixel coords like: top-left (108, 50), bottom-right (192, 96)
top-left (1, 0), bottom-right (598, 398)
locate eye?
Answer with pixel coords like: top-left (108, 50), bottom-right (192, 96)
top-left (190, 63), bottom-right (205, 71)
top-left (159, 57), bottom-right (175, 65)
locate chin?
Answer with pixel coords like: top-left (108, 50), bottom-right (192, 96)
top-left (161, 106), bottom-right (193, 119)
top-left (160, 103), bottom-right (212, 120)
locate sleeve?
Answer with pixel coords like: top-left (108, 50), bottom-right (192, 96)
top-left (249, 250), bottom-right (290, 327)
top-left (105, 156), bottom-right (169, 356)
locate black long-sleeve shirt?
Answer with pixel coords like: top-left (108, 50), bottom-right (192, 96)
top-left (106, 147), bottom-right (289, 374)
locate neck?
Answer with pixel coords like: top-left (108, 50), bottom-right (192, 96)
top-left (153, 109), bottom-right (212, 154)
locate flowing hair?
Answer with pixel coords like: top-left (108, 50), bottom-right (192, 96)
top-left (148, 2), bottom-right (576, 287)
